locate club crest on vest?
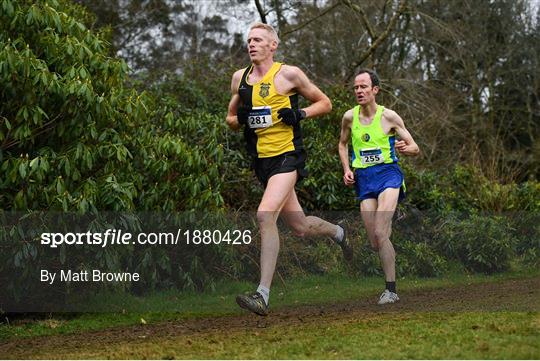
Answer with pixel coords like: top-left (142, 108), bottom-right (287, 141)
top-left (362, 133), bottom-right (370, 142)
top-left (259, 83), bottom-right (271, 98)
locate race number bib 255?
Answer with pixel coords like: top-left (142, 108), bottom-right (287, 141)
top-left (248, 106), bottom-right (272, 129)
top-left (360, 147), bottom-right (384, 166)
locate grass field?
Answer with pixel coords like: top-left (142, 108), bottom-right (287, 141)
top-left (1, 271), bottom-right (539, 359)
top-left (83, 312), bottom-right (537, 360)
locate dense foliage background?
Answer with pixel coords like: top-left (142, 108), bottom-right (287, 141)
top-left (0, 0), bottom-right (538, 309)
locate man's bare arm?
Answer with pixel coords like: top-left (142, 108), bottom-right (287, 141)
top-left (225, 70), bottom-right (245, 131)
top-left (386, 110), bottom-right (420, 156)
top-left (283, 65), bottom-right (332, 118)
top-left (338, 110), bottom-right (355, 185)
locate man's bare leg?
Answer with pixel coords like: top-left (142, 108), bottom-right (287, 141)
top-left (360, 189), bottom-right (400, 304)
top-left (280, 190), bottom-right (351, 260)
top-left (236, 171), bottom-right (297, 316)
top-left (257, 171), bottom-right (298, 289)
top-left (360, 198), bottom-right (378, 249)
top-left (375, 188), bottom-right (400, 284)
top-left (280, 190), bottom-right (338, 238)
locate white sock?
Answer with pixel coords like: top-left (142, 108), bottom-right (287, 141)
top-left (256, 285), bottom-right (270, 305)
top-left (334, 225), bottom-right (344, 243)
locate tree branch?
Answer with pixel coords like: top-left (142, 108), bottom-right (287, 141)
top-left (341, 0), bottom-right (376, 39)
top-left (280, 2), bottom-right (341, 38)
top-left (346, 0), bottom-right (408, 81)
top-left (1, 114), bottom-right (61, 151)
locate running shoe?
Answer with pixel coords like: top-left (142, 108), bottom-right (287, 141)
top-left (236, 292), bottom-right (269, 316)
top-left (337, 221), bottom-right (353, 262)
top-left (377, 289), bottom-right (400, 305)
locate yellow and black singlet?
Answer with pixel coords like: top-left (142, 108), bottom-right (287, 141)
top-left (238, 62), bottom-right (303, 158)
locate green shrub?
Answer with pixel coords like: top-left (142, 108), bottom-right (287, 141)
top-left (299, 116), bottom-right (355, 211)
top-left (0, 0), bottom-right (236, 310)
top-left (396, 240), bottom-right (447, 277)
top-left (438, 213), bottom-right (513, 273)
top-left (510, 212), bottom-right (540, 267)
top-left (404, 164), bottom-right (540, 213)
top-left (351, 244), bottom-right (383, 277)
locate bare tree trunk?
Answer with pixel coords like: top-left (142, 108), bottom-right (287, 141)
top-left (273, 0), bottom-right (286, 32)
top-left (254, 0), bottom-right (267, 24)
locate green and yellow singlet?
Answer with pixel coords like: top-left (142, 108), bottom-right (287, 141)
top-left (238, 62), bottom-right (303, 158)
top-left (351, 104), bottom-right (399, 169)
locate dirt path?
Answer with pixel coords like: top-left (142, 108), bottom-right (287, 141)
top-left (2, 276), bottom-right (539, 359)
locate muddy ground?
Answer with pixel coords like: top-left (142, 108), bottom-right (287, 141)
top-left (2, 276), bottom-right (539, 359)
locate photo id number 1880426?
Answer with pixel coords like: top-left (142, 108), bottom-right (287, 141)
top-left (184, 229), bottom-right (252, 245)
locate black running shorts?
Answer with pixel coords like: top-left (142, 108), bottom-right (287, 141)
top-left (252, 150), bottom-right (308, 187)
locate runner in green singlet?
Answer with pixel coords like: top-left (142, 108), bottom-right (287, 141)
top-left (338, 69), bottom-right (420, 304)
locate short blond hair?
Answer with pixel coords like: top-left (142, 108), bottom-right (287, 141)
top-left (249, 22), bottom-right (280, 45)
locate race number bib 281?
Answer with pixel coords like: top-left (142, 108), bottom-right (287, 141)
top-left (248, 106), bottom-right (272, 129)
top-left (360, 147), bottom-right (384, 166)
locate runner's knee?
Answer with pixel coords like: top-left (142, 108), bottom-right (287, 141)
top-left (373, 228), bottom-right (388, 244)
top-left (256, 210), bottom-right (278, 226)
top-left (366, 233), bottom-right (379, 250)
top-left (289, 222), bottom-right (308, 237)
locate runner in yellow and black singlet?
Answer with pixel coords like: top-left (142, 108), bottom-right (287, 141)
top-left (236, 61), bottom-right (307, 185)
top-left (226, 23), bottom-right (353, 316)
top-left (238, 62), bottom-right (303, 158)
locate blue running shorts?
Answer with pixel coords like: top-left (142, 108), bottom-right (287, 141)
top-left (354, 163), bottom-right (406, 202)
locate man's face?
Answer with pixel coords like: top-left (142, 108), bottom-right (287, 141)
top-left (247, 28), bottom-right (276, 63)
top-left (353, 73), bottom-right (379, 105)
